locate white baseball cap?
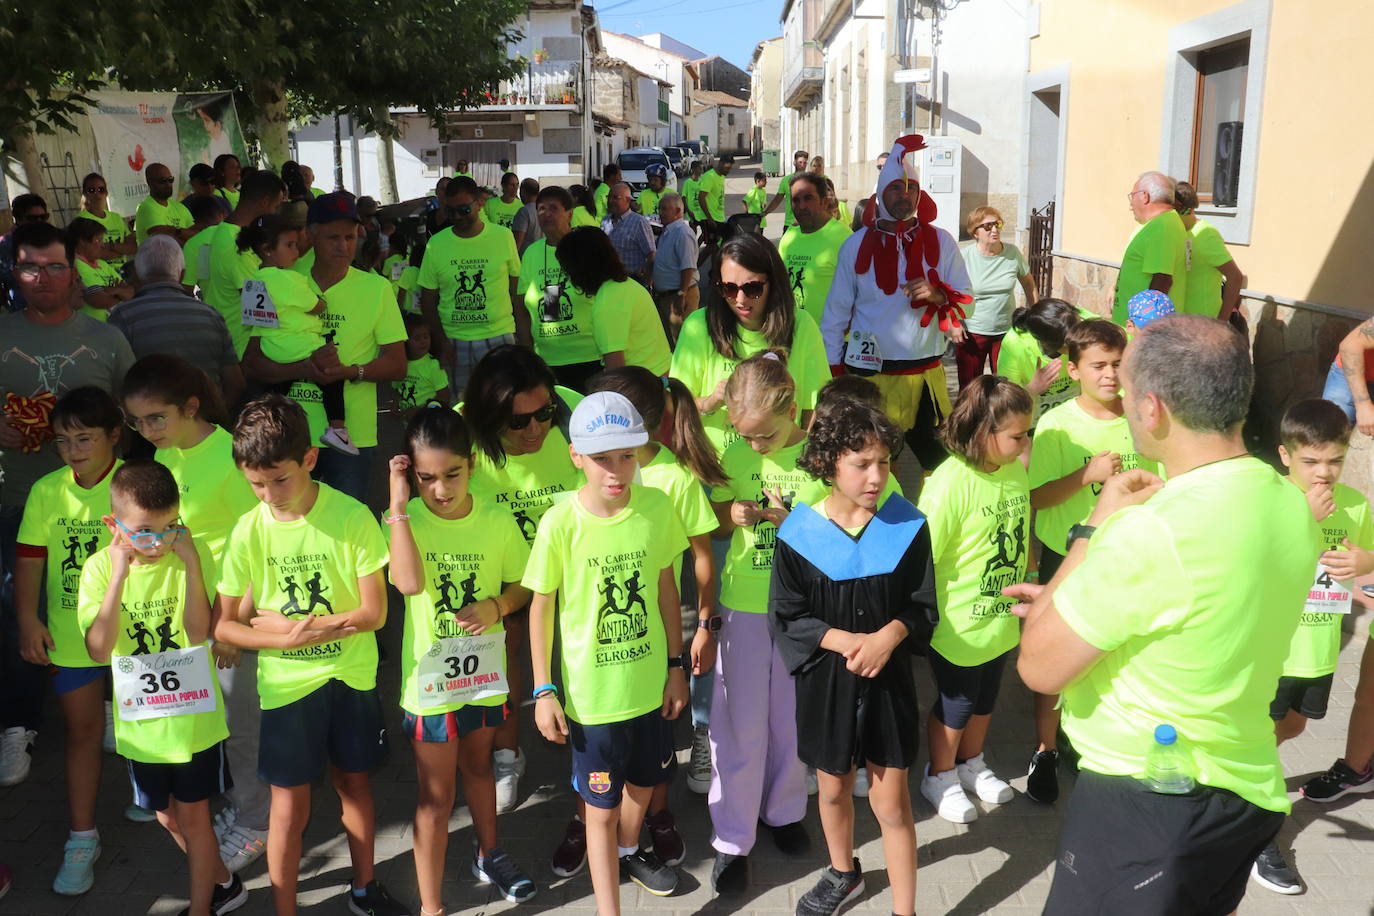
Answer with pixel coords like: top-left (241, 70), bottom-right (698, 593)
top-left (569, 391), bottom-right (648, 454)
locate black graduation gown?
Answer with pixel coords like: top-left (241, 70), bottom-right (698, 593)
top-left (768, 493), bottom-right (938, 774)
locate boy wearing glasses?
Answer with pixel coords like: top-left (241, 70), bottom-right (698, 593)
top-left (418, 175), bottom-right (531, 395)
top-left (213, 395), bottom-right (408, 916)
top-left (79, 460), bottom-right (246, 916)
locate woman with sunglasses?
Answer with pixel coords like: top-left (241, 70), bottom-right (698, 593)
top-left (463, 345), bottom-right (584, 822)
top-left (955, 206), bottom-right (1038, 388)
top-left (671, 232), bottom-right (829, 456)
top-left (75, 173), bottom-right (137, 271)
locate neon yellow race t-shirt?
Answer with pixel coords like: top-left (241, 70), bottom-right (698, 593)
top-left (744, 185), bottom-right (768, 229)
top-left (1054, 457), bottom-right (1319, 814)
top-left (182, 224), bottom-right (219, 287)
top-left (681, 178), bottom-right (702, 220)
top-left (1182, 218), bottom-right (1231, 318)
top-left (919, 456), bottom-right (1030, 666)
top-left (484, 197), bottom-right (523, 230)
top-left (76, 209), bottom-right (131, 268)
top-left (670, 308), bottom-right (830, 455)
top-left (594, 183), bottom-right (611, 221)
top-left (205, 223), bottom-right (259, 357)
top-left (78, 542), bottom-right (229, 763)
top-left (250, 265), bottom-right (324, 363)
top-left (778, 219), bottom-right (852, 327)
top-left (1282, 482), bottom-right (1374, 678)
top-left (591, 279), bottom-right (671, 376)
top-left (396, 355), bottom-right (449, 410)
top-left (75, 257), bottom-right (123, 322)
top-left (523, 486), bottom-right (687, 724)
top-left (381, 254), bottom-right (407, 296)
top-left (155, 426), bottom-right (257, 584)
top-left (712, 437), bottom-right (830, 612)
top-left (217, 483), bottom-right (389, 709)
top-left (1028, 398), bottom-right (1159, 554)
top-left (1112, 210), bottom-right (1189, 325)
top-left (418, 223), bottom-right (521, 340)
top-left (637, 188), bottom-right (663, 220)
top-left (392, 497), bottom-right (528, 715)
top-left (520, 238), bottom-right (599, 367)
top-left (134, 197), bottom-right (193, 244)
top-left (640, 445), bottom-right (717, 580)
top-left (572, 206), bottom-right (599, 229)
top-left (17, 460), bottom-right (122, 667)
top-left (469, 424), bottom-right (584, 544)
top-left (698, 169), bottom-right (726, 222)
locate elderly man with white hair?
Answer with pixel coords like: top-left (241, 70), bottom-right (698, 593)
top-left (1112, 170), bottom-right (1190, 325)
top-left (108, 235), bottom-right (244, 406)
top-left (651, 192), bottom-right (698, 342)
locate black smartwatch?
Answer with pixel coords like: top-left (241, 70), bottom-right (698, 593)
top-left (697, 615), bottom-right (722, 633)
top-left (1065, 523), bottom-right (1096, 552)
top-left (667, 653), bottom-right (689, 670)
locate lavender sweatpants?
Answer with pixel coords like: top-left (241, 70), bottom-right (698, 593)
top-left (708, 605), bottom-right (807, 855)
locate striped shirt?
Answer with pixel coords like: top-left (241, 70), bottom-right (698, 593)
top-left (108, 281), bottom-right (238, 374)
top-left (600, 210), bottom-right (656, 276)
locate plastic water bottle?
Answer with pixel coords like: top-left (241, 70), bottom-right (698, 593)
top-left (1143, 724), bottom-right (1195, 794)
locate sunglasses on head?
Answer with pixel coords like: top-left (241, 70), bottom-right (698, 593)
top-left (507, 403), bottom-right (556, 430)
top-left (716, 280), bottom-right (768, 300)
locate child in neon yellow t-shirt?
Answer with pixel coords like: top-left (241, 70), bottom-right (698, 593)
top-left (385, 408), bottom-right (536, 911)
top-left (1025, 319), bottom-right (1159, 802)
top-left (238, 215), bottom-right (359, 456)
top-left (744, 172), bottom-right (768, 229)
top-left (14, 388), bottom-right (123, 895)
top-left (524, 392), bottom-right (689, 908)
top-left (1266, 400), bottom-right (1374, 890)
top-left (395, 313), bottom-right (452, 418)
top-left (917, 376), bottom-right (1032, 825)
top-left (80, 462), bottom-right (241, 916)
top-left (69, 217), bottom-right (133, 321)
top-left (213, 394), bottom-right (403, 914)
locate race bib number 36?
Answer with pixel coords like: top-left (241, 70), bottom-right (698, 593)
top-left (113, 645), bottom-right (217, 721)
top-left (417, 632), bottom-right (508, 708)
top-left (241, 279), bottom-right (280, 328)
top-left (1306, 564), bottom-right (1354, 615)
top-left (844, 330), bottom-right (882, 372)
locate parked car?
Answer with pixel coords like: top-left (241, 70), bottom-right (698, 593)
top-left (679, 140), bottom-right (710, 168)
top-left (663, 145), bottom-right (687, 176)
top-left (617, 147), bottom-right (675, 193)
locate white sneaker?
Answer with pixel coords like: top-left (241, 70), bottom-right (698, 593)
top-left (494, 748), bottom-right (526, 813)
top-left (852, 767), bottom-right (870, 798)
top-left (0, 727), bottom-right (36, 786)
top-left (219, 822), bottom-right (268, 874)
top-left (320, 426), bottom-right (361, 456)
top-left (921, 764), bottom-right (977, 824)
top-left (957, 753), bottom-right (1014, 804)
top-left (687, 725), bottom-right (711, 794)
top-left (805, 767), bottom-right (818, 796)
top-left (102, 701), bottom-right (116, 754)
top-left (213, 806), bottom-right (239, 842)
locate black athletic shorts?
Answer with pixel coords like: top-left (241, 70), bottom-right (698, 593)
top-left (1269, 673), bottom-right (1334, 721)
top-left (569, 708), bottom-right (675, 809)
top-left (1044, 769), bottom-right (1282, 915)
top-left (129, 741), bottom-right (232, 812)
top-left (928, 649), bottom-right (1010, 729)
top-left (258, 680), bottom-right (388, 786)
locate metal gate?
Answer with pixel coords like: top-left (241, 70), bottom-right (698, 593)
top-left (1029, 200), bottom-right (1054, 298)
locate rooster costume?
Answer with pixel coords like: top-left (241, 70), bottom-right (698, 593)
top-left (819, 135), bottom-right (971, 433)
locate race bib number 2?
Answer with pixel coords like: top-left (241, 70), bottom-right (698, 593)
top-left (1306, 564), bottom-right (1353, 615)
top-left (844, 330), bottom-right (882, 372)
top-left (241, 279), bottom-right (280, 328)
top-left (113, 645), bottom-right (218, 721)
top-left (417, 632), bottom-right (508, 708)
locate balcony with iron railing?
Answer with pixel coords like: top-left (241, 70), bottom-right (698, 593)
top-left (783, 42), bottom-right (823, 109)
top-left (475, 61), bottom-right (582, 110)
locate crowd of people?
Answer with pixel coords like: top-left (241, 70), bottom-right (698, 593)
top-left (0, 130), bottom-right (1367, 916)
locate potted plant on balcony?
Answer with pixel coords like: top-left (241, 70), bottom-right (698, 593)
top-left (533, 47), bottom-right (548, 64)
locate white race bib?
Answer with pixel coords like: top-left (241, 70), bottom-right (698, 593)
top-left (390, 261), bottom-right (406, 281)
top-left (241, 279), bottom-right (280, 328)
top-left (113, 645), bottom-right (217, 721)
top-left (1305, 563), bottom-right (1354, 615)
top-left (844, 330), bottom-right (882, 372)
top-left (416, 632), bottom-right (508, 708)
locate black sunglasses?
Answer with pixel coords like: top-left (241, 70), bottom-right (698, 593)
top-left (717, 280), bottom-right (768, 300)
top-left (508, 403), bottom-right (556, 430)
top-left (446, 204), bottom-right (474, 217)
top-left (83, 186), bottom-right (107, 194)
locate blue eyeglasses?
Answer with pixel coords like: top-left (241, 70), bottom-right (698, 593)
top-left (115, 518), bottom-right (187, 549)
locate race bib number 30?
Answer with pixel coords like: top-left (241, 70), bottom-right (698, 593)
top-left (241, 279), bottom-right (280, 328)
top-left (113, 645), bottom-right (218, 721)
top-left (417, 632), bottom-right (508, 708)
top-left (1306, 564), bottom-right (1354, 615)
top-left (844, 330), bottom-right (882, 372)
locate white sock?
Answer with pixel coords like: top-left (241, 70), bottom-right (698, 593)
top-left (70, 828), bottom-right (97, 839)
top-left (618, 844), bottom-right (638, 858)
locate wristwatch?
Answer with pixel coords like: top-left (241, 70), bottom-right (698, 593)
top-left (667, 653), bottom-right (689, 670)
top-left (1065, 523), bottom-right (1097, 552)
top-left (697, 615), bottom-right (722, 633)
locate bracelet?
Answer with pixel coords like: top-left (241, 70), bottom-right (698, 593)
top-left (532, 683), bottom-right (558, 699)
top-left (355, 364), bottom-right (365, 382)
top-left (489, 596), bottom-right (504, 618)
top-left (383, 513), bottom-right (410, 525)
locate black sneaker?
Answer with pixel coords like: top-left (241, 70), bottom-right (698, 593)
top-left (1301, 759), bottom-right (1374, 803)
top-left (620, 848), bottom-right (677, 896)
top-left (347, 880), bottom-right (412, 916)
top-left (796, 858), bottom-right (864, 916)
top-left (711, 851), bottom-right (748, 895)
top-left (1026, 749), bottom-right (1060, 804)
top-left (765, 819), bottom-right (811, 855)
top-left (1250, 841), bottom-right (1302, 895)
top-left (176, 873), bottom-right (250, 916)
top-left (474, 847), bottom-right (537, 903)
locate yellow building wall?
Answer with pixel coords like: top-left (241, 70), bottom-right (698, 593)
top-left (1031, 0), bottom-right (1374, 314)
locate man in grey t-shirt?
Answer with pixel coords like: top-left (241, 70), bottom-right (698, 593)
top-left (511, 178), bottom-right (543, 254)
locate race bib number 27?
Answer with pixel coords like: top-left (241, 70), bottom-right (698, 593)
top-left (844, 330), bottom-right (882, 372)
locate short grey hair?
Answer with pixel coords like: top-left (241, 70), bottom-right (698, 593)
top-left (1126, 314), bottom-right (1252, 433)
top-left (659, 192), bottom-right (683, 213)
top-left (611, 181), bottom-right (633, 195)
top-left (134, 235), bottom-right (184, 283)
top-left (1137, 171), bottom-right (1175, 206)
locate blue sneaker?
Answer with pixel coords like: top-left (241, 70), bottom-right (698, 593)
top-left (474, 848), bottom-right (536, 903)
top-left (52, 834), bottom-right (100, 895)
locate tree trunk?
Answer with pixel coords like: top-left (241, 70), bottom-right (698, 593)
top-left (251, 77), bottom-right (291, 169)
top-left (7, 125), bottom-right (48, 200)
top-left (333, 112), bottom-right (344, 191)
top-left (375, 108), bottom-right (399, 205)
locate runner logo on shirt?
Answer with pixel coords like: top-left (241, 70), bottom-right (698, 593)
top-left (57, 521), bottom-right (103, 607)
top-left (396, 380), bottom-right (419, 409)
top-left (120, 597), bottom-right (182, 655)
top-left (277, 572), bottom-right (333, 617)
top-left (787, 265), bottom-right (806, 300)
top-left (427, 550), bottom-right (487, 638)
top-left (495, 486), bottom-right (569, 542)
top-left (596, 571), bottom-right (650, 646)
top-left (975, 493), bottom-right (1029, 610)
top-left (451, 267), bottom-right (488, 313)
